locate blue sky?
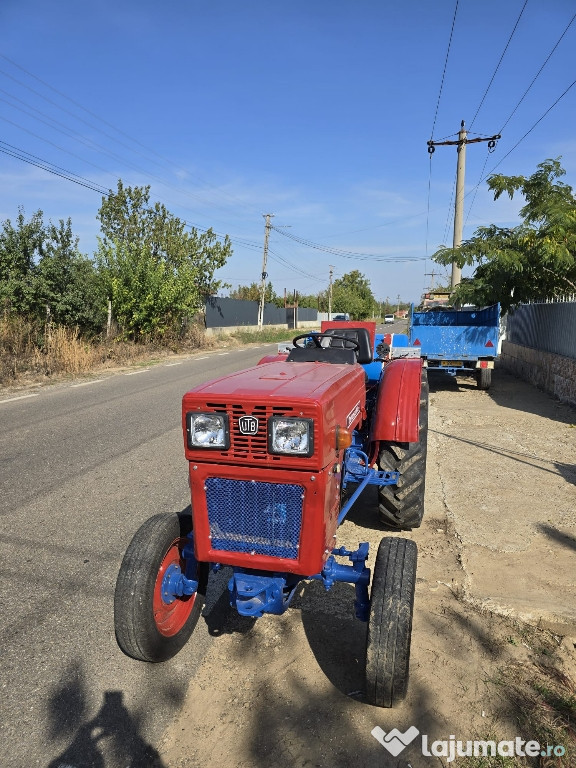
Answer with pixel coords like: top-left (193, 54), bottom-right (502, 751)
top-left (1, 0), bottom-right (575, 305)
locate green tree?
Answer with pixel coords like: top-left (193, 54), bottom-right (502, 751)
top-left (230, 281), bottom-right (278, 304)
top-left (332, 270), bottom-right (375, 319)
top-left (433, 159), bottom-right (576, 312)
top-left (36, 219), bottom-right (104, 333)
top-left (96, 180), bottom-right (232, 338)
top-left (0, 208), bottom-right (45, 314)
top-left (297, 291), bottom-right (327, 310)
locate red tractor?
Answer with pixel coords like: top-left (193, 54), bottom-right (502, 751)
top-left (114, 322), bottom-right (428, 707)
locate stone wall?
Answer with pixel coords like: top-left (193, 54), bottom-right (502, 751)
top-left (500, 340), bottom-right (576, 408)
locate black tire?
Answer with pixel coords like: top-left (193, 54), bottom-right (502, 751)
top-left (365, 537), bottom-right (417, 707)
top-left (377, 370), bottom-right (428, 530)
top-left (476, 367), bottom-right (492, 390)
top-left (114, 513), bottom-right (208, 662)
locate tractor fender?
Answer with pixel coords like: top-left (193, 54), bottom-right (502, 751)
top-left (257, 353), bottom-right (288, 365)
top-left (371, 358), bottom-right (423, 443)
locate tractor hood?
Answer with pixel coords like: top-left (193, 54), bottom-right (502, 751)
top-left (187, 360), bottom-right (361, 400)
top-left (182, 360), bottom-right (366, 470)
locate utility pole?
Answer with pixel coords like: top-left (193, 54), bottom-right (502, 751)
top-left (396, 294), bottom-right (401, 314)
top-left (428, 121), bottom-right (500, 289)
top-left (328, 265), bottom-right (334, 320)
top-left (258, 213), bottom-right (274, 328)
top-left (425, 270), bottom-right (438, 291)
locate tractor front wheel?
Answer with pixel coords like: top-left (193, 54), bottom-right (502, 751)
top-left (114, 513), bottom-right (208, 662)
top-left (377, 370), bottom-right (428, 530)
top-left (365, 537), bottom-right (417, 707)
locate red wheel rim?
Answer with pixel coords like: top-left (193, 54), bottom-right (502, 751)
top-left (152, 537), bottom-right (196, 637)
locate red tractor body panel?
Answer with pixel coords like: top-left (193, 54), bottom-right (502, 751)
top-left (182, 361), bottom-right (367, 574)
top-left (370, 358), bottom-right (422, 443)
top-left (188, 461), bottom-right (341, 575)
top-left (256, 353), bottom-right (286, 365)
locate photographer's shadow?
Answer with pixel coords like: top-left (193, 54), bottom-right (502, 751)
top-left (47, 661), bottom-right (165, 768)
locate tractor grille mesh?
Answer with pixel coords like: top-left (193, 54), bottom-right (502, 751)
top-left (205, 478), bottom-right (303, 559)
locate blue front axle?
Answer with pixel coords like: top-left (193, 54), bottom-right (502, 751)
top-left (227, 541), bottom-right (371, 621)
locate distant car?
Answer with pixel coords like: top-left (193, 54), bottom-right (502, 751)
top-left (333, 314), bottom-right (350, 321)
top-left (384, 314), bottom-right (395, 324)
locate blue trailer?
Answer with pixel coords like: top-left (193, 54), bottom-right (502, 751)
top-left (409, 303), bottom-right (500, 389)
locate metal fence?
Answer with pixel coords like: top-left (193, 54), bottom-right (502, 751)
top-left (506, 302), bottom-right (576, 360)
top-left (205, 297), bottom-right (318, 328)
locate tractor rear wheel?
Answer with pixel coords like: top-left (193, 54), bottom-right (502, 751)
top-left (377, 371), bottom-right (428, 529)
top-left (114, 513), bottom-right (208, 662)
top-left (365, 537), bottom-right (417, 707)
top-left (476, 367), bottom-right (492, 389)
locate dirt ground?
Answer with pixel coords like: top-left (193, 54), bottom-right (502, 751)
top-left (158, 367), bottom-right (576, 768)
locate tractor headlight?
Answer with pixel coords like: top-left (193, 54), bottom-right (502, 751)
top-left (269, 417), bottom-right (314, 457)
top-left (186, 412), bottom-right (229, 449)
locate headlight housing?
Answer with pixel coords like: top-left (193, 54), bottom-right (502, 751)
top-left (268, 417), bottom-right (314, 457)
top-left (186, 412), bottom-right (229, 449)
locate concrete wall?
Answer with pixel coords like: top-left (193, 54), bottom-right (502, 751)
top-left (500, 340), bottom-right (576, 408)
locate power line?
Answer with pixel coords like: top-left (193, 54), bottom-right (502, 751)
top-left (0, 89), bottom-right (259, 222)
top-left (469, 0), bottom-right (529, 130)
top-left (0, 140), bottom-right (244, 254)
top-left (498, 10), bottom-right (576, 133)
top-left (464, 149), bottom-right (491, 226)
top-left (0, 143), bottom-right (109, 194)
top-left (270, 226), bottom-right (426, 262)
top-left (479, 77), bottom-right (576, 184)
top-left (430, 0), bottom-right (460, 139)
top-left (464, 12), bottom-right (576, 227)
top-left (0, 139), bottom-right (326, 280)
top-left (0, 54), bottom-right (262, 217)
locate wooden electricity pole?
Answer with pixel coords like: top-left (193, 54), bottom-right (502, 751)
top-left (328, 265), bottom-right (334, 319)
top-left (258, 214), bottom-right (274, 328)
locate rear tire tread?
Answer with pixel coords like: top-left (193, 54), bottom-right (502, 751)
top-left (378, 371), bottom-right (428, 530)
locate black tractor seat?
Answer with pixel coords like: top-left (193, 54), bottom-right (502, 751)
top-left (321, 327), bottom-right (372, 364)
top-left (285, 346), bottom-right (357, 365)
top-left (285, 327), bottom-right (373, 365)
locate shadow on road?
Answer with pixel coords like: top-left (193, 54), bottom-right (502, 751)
top-left (537, 523), bottom-right (576, 553)
top-left (489, 367), bottom-right (575, 425)
top-left (299, 580), bottom-right (366, 697)
top-left (46, 660), bottom-right (166, 768)
top-left (428, 365), bottom-right (576, 426)
top-left (429, 428), bottom-right (575, 483)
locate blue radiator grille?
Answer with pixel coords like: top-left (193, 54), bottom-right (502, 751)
top-left (205, 478), bottom-right (304, 559)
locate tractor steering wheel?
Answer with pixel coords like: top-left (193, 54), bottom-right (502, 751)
top-left (292, 333), bottom-right (361, 352)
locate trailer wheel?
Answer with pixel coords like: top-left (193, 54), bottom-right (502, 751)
top-left (114, 513), bottom-right (208, 662)
top-left (377, 371), bottom-right (428, 529)
top-left (476, 367), bottom-right (492, 390)
top-left (365, 537), bottom-right (417, 707)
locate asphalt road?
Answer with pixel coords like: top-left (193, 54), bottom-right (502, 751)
top-left (0, 344), bottom-right (277, 768)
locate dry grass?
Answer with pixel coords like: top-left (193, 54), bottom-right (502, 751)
top-left (0, 316), bottom-right (216, 388)
top-left (37, 325), bottom-right (98, 375)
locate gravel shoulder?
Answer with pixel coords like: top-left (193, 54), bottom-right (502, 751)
top-left (158, 366), bottom-right (576, 768)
